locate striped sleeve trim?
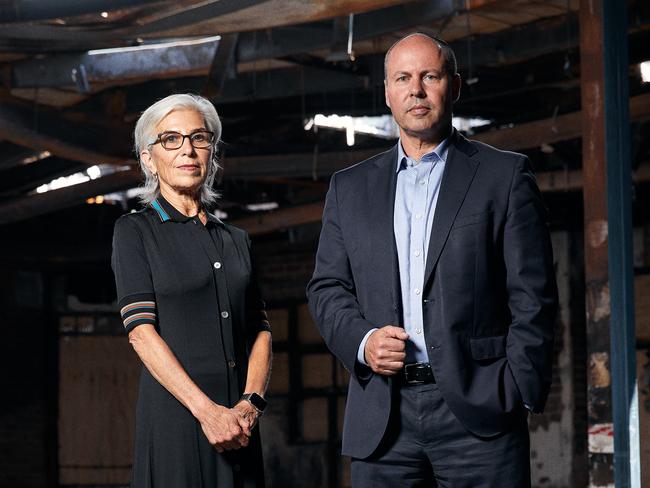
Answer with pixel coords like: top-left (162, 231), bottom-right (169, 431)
top-left (119, 298), bottom-right (157, 332)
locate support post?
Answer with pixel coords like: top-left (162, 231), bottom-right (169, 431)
top-left (580, 0), bottom-right (640, 486)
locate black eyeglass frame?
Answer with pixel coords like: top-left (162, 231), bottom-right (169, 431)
top-left (150, 130), bottom-right (215, 150)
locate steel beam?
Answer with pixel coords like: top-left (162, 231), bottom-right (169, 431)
top-left (580, 1), bottom-right (640, 487)
top-left (0, 0), bottom-right (160, 23)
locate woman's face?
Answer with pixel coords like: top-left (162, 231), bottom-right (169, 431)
top-left (140, 109), bottom-right (213, 198)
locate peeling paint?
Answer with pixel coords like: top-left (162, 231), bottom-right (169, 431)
top-left (588, 423), bottom-right (614, 453)
top-left (587, 282), bottom-right (610, 323)
top-left (586, 219), bottom-right (608, 249)
top-left (589, 352), bottom-right (611, 388)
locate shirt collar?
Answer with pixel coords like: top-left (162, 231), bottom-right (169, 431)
top-left (396, 128), bottom-right (454, 172)
top-left (150, 195), bottom-right (224, 226)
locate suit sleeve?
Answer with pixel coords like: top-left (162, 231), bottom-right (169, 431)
top-left (306, 173), bottom-right (375, 379)
top-left (503, 157), bottom-right (558, 412)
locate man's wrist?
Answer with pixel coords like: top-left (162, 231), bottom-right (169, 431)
top-left (357, 328), bottom-right (378, 366)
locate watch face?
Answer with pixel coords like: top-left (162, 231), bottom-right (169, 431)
top-left (247, 393), bottom-right (267, 412)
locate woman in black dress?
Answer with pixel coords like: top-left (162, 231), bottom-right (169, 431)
top-left (111, 93), bottom-right (272, 488)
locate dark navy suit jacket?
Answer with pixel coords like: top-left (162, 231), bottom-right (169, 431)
top-left (306, 131), bottom-right (558, 459)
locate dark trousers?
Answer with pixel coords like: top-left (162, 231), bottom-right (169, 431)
top-left (350, 383), bottom-right (531, 488)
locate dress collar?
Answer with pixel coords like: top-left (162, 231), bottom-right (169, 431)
top-left (150, 195), bottom-right (224, 226)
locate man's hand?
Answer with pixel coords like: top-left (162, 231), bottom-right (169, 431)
top-left (364, 325), bottom-right (409, 375)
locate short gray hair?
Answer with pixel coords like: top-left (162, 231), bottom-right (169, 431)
top-left (133, 93), bottom-right (222, 208)
top-left (384, 33), bottom-right (457, 80)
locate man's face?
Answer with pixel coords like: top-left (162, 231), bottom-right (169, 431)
top-left (384, 36), bottom-right (461, 141)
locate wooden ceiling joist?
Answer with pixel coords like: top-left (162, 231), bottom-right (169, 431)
top-left (0, 105), bottom-right (126, 166)
top-left (11, 0), bottom-right (457, 90)
top-left (0, 168), bottom-right (140, 225)
top-left (2, 91), bottom-right (650, 226)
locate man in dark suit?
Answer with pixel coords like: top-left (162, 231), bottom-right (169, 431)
top-left (306, 33), bottom-right (557, 487)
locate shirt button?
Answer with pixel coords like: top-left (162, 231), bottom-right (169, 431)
top-left (213, 262), bottom-right (222, 269)
top-left (221, 311), bottom-right (229, 318)
top-left (416, 329), bottom-right (422, 335)
top-left (414, 288), bottom-right (421, 295)
top-left (228, 360), bottom-right (236, 368)
top-left (414, 250), bottom-right (421, 257)
top-left (420, 180), bottom-right (426, 186)
top-left (415, 214), bottom-right (422, 220)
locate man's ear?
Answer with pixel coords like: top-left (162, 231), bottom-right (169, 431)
top-left (452, 73), bottom-right (461, 103)
top-left (140, 150), bottom-right (156, 175)
top-left (384, 80), bottom-right (391, 109)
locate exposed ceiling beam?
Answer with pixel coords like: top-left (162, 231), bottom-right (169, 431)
top-left (12, 36), bottom-right (221, 89)
top-left (471, 92), bottom-right (650, 151)
top-left (231, 202), bottom-right (325, 236)
top-left (133, 0), bottom-right (272, 35)
top-left (0, 0), bottom-right (161, 23)
top-left (0, 104), bottom-right (127, 165)
top-left (0, 0), bottom-right (273, 43)
top-left (10, 0), bottom-right (456, 88)
top-left (124, 65), bottom-right (366, 108)
top-left (0, 157), bottom-right (86, 198)
top-left (2, 92), bottom-right (650, 225)
top-left (204, 33), bottom-right (239, 99)
top-left (0, 168), bottom-right (140, 225)
top-left (232, 159), bottom-right (650, 234)
top-left (0, 145), bottom-right (41, 171)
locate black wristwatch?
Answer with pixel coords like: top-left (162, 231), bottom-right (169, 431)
top-left (241, 392), bottom-right (267, 414)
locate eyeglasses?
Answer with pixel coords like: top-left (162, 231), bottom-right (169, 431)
top-left (151, 130), bottom-right (215, 150)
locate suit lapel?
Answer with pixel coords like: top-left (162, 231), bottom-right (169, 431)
top-left (367, 146), bottom-right (402, 322)
top-left (423, 132), bottom-right (479, 288)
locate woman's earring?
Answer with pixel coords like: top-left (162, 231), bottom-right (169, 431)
top-left (153, 173), bottom-right (158, 180)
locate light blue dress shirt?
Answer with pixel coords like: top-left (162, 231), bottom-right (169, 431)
top-left (357, 133), bottom-right (452, 366)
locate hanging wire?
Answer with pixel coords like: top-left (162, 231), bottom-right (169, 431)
top-left (563, 0), bottom-right (573, 77)
top-left (464, 0), bottom-right (478, 86)
top-left (347, 13), bottom-right (355, 61)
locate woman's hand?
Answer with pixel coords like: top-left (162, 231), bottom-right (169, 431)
top-left (197, 401), bottom-right (252, 453)
top-left (234, 400), bottom-right (261, 431)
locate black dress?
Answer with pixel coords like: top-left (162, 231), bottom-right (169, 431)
top-left (111, 195), bottom-right (270, 488)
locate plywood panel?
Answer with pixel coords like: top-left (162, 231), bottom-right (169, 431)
top-left (268, 351), bottom-right (290, 395)
top-left (303, 397), bottom-right (328, 441)
top-left (298, 303), bottom-right (322, 344)
top-left (303, 354), bottom-right (332, 389)
top-left (58, 336), bottom-right (140, 485)
top-left (267, 308), bottom-right (289, 342)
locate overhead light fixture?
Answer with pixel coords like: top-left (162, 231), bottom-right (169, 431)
top-left (100, 11), bottom-right (109, 19)
top-left (22, 150), bottom-right (51, 165)
top-left (33, 164), bottom-right (122, 194)
top-left (641, 61), bottom-right (650, 83)
top-left (245, 202), bottom-right (279, 212)
top-left (304, 114), bottom-right (492, 143)
top-left (304, 114), bottom-right (399, 146)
